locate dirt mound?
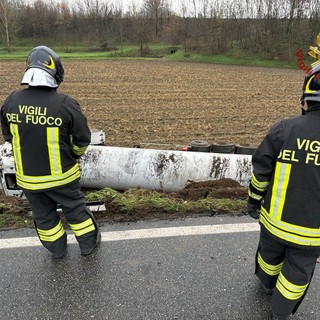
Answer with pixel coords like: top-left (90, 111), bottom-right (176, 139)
top-left (172, 178), bottom-right (247, 201)
top-left (0, 194), bottom-right (28, 214)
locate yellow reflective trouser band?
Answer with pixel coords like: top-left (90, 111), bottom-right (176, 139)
top-left (251, 173), bottom-right (269, 192)
top-left (69, 218), bottom-right (95, 237)
top-left (16, 164), bottom-right (80, 190)
top-left (260, 207), bottom-right (320, 246)
top-left (257, 252), bottom-right (283, 276)
top-left (72, 143), bottom-right (88, 156)
top-left (37, 220), bottom-right (65, 242)
top-left (276, 272), bottom-right (308, 300)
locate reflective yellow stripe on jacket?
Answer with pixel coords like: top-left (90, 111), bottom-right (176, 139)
top-left (15, 164), bottom-right (81, 190)
top-left (10, 124), bottom-right (24, 175)
top-left (260, 207), bottom-right (320, 246)
top-left (251, 173), bottom-right (269, 192)
top-left (248, 189), bottom-right (263, 201)
top-left (47, 127), bottom-right (62, 175)
top-left (270, 162), bottom-right (291, 221)
top-left (10, 125), bottom-right (81, 190)
top-left (72, 143), bottom-right (88, 156)
top-left (260, 161), bottom-right (320, 246)
top-left (248, 173), bottom-right (269, 201)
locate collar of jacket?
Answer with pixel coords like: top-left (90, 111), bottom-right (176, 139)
top-left (305, 101), bottom-right (320, 113)
top-left (28, 86), bottom-right (57, 92)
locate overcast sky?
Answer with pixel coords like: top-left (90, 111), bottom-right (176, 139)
top-left (26, 0), bottom-right (236, 17)
top-left (91, 0), bottom-right (187, 15)
top-left (30, 0), bottom-right (193, 15)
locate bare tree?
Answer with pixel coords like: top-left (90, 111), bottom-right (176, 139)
top-left (74, 0), bottom-right (114, 44)
top-left (56, 1), bottom-right (73, 44)
top-left (0, 0), bottom-right (318, 63)
top-left (112, 4), bottom-right (124, 53)
top-left (142, 0), bottom-right (171, 37)
top-left (283, 0), bottom-right (309, 33)
top-left (0, 0), bottom-right (21, 52)
top-left (175, 0), bottom-right (190, 17)
top-left (191, 0), bottom-right (197, 17)
top-left (199, 0), bottom-right (209, 18)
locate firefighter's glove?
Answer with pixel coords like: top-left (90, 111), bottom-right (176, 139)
top-left (247, 197), bottom-right (261, 220)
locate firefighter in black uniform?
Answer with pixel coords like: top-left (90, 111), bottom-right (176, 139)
top-left (0, 46), bottom-right (101, 258)
top-left (247, 63), bottom-right (320, 319)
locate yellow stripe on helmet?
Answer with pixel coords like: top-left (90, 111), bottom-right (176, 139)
top-left (42, 55), bottom-right (56, 70)
top-left (305, 75), bottom-right (316, 93)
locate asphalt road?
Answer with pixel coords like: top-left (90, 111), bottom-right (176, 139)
top-left (0, 215), bottom-right (319, 320)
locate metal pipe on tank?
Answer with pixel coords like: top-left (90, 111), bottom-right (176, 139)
top-left (79, 146), bottom-right (253, 192)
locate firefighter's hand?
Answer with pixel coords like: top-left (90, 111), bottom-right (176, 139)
top-left (247, 198), bottom-right (261, 219)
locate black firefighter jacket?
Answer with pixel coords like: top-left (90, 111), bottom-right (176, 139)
top-left (0, 86), bottom-right (91, 191)
top-left (249, 105), bottom-right (320, 247)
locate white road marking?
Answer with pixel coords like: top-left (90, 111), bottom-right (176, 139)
top-left (0, 222), bottom-right (260, 249)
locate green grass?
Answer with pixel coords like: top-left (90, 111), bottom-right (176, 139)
top-left (0, 46), bottom-right (135, 60)
top-left (84, 187), bottom-right (246, 214)
top-left (0, 44), bottom-right (300, 70)
top-left (0, 213), bottom-right (32, 229)
top-left (85, 187), bottom-right (120, 201)
top-left (0, 43), bottom-right (171, 59)
top-left (164, 49), bottom-right (297, 69)
top-left (0, 186), bottom-right (247, 229)
top-left (0, 201), bottom-right (33, 229)
top-left (0, 182), bottom-right (246, 229)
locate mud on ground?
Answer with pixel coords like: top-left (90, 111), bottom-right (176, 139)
top-left (92, 178), bottom-right (248, 223)
top-left (0, 179), bottom-right (248, 226)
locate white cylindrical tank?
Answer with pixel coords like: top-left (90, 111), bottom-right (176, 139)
top-left (79, 146), bottom-right (252, 192)
top-left (0, 142), bottom-right (253, 195)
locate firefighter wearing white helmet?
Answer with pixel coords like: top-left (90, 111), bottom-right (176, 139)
top-left (0, 46), bottom-right (101, 258)
top-left (246, 64), bottom-right (320, 319)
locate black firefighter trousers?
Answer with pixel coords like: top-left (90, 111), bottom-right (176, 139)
top-left (23, 181), bottom-right (99, 256)
top-left (256, 227), bottom-right (320, 318)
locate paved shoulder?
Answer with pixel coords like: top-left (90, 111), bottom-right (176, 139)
top-left (0, 215), bottom-right (318, 320)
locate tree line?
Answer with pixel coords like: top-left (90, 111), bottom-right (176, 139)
top-left (1, 0), bottom-right (320, 60)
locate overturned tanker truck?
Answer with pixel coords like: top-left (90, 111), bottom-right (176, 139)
top-left (0, 130), bottom-right (254, 198)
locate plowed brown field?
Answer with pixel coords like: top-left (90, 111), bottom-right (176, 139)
top-left (0, 60), bottom-right (307, 224)
top-left (0, 59), bottom-right (304, 148)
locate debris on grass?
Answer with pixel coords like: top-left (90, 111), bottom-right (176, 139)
top-left (0, 178), bottom-right (248, 229)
